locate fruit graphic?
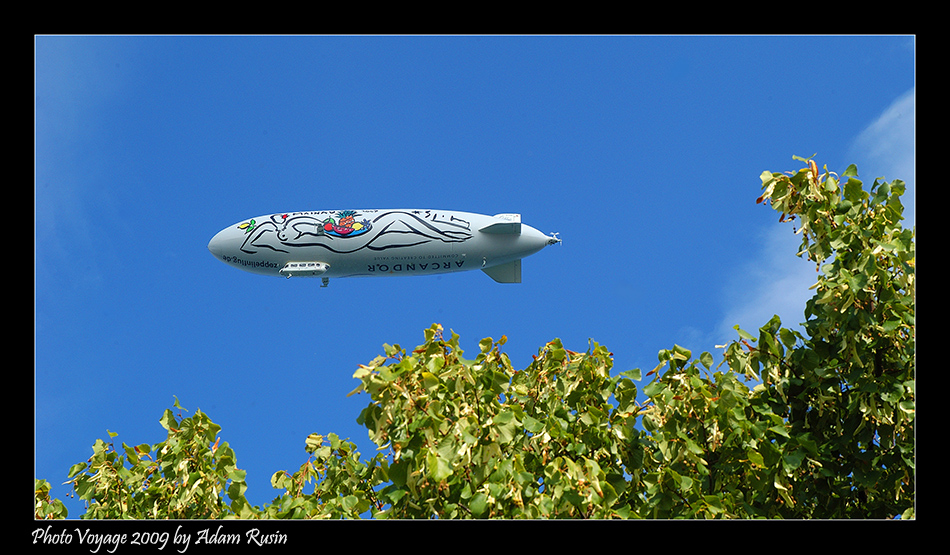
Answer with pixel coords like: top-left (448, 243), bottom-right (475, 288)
top-left (338, 210), bottom-right (356, 227)
top-left (323, 211), bottom-right (370, 237)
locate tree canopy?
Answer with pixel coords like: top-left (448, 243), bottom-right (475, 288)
top-left (36, 157), bottom-right (914, 519)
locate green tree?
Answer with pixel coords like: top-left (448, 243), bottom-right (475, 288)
top-left (39, 158), bottom-right (914, 519)
top-left (34, 479), bottom-right (67, 519)
top-left (348, 328), bottom-right (639, 518)
top-left (737, 157), bottom-right (915, 517)
top-left (56, 397), bottom-right (257, 519)
top-left (261, 432), bottom-right (386, 518)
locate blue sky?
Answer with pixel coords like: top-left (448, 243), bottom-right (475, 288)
top-left (35, 35), bottom-right (914, 517)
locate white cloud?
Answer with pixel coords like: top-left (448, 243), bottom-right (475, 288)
top-left (715, 87), bottom-right (915, 345)
top-left (848, 87), bottom-right (915, 227)
top-left (35, 38), bottom-right (126, 291)
top-left (715, 226), bottom-right (816, 345)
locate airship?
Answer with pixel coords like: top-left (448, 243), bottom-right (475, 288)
top-left (208, 209), bottom-right (560, 286)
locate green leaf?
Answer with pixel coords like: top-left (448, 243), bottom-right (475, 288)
top-left (734, 325), bottom-right (756, 341)
top-left (622, 368), bottom-right (642, 381)
top-left (768, 425), bottom-right (790, 438)
top-left (672, 344), bottom-right (692, 361)
top-left (66, 462), bottom-right (87, 479)
top-left (159, 409), bottom-right (178, 431)
top-left (305, 433), bottom-right (323, 454)
top-left (844, 177), bottom-right (865, 203)
top-left (783, 449), bottom-right (805, 473)
top-left (642, 380), bottom-right (665, 398)
top-left (747, 450), bottom-right (764, 468)
top-left (523, 415), bottom-right (544, 434)
top-left (684, 438), bottom-right (704, 455)
top-left (342, 495), bottom-right (360, 511)
top-left (679, 474), bottom-right (694, 492)
top-left (779, 328), bottom-right (799, 349)
top-left (421, 371), bottom-right (440, 391)
top-left (493, 410), bottom-right (521, 444)
top-left (470, 492), bottom-right (489, 517)
top-left (426, 449), bottom-right (454, 482)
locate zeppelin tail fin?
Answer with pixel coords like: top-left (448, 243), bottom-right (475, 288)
top-left (482, 260), bottom-right (522, 283)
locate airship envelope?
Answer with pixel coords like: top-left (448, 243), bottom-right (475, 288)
top-left (208, 209), bottom-right (560, 286)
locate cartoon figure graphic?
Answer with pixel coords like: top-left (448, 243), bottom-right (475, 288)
top-left (238, 209), bottom-right (472, 255)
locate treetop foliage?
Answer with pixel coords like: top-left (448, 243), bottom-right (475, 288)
top-left (37, 157), bottom-right (914, 519)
